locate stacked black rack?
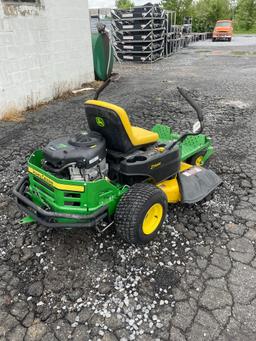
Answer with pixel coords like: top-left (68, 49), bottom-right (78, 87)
top-left (111, 3), bottom-right (167, 62)
top-left (166, 25), bottom-right (183, 56)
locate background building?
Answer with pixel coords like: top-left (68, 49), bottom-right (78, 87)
top-left (0, 0), bottom-right (94, 119)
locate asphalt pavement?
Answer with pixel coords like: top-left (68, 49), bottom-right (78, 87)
top-left (0, 35), bottom-right (256, 341)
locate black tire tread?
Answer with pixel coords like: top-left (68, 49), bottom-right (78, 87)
top-left (115, 183), bottom-right (167, 244)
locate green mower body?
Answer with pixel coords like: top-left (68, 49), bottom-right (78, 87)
top-left (14, 84), bottom-right (221, 244)
top-left (14, 124), bottom-right (213, 229)
top-left (152, 124), bottom-right (214, 165)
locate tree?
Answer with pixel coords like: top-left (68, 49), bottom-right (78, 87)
top-left (161, 0), bottom-right (194, 24)
top-left (235, 0), bottom-right (256, 31)
top-left (116, 0), bottom-right (134, 9)
top-left (193, 0), bottom-right (232, 32)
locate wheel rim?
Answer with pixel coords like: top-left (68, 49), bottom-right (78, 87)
top-left (195, 155), bottom-right (204, 166)
top-left (142, 203), bottom-right (163, 235)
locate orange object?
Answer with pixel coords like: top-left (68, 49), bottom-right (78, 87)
top-left (212, 20), bottom-right (233, 42)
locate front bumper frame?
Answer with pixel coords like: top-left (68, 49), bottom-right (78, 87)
top-left (213, 35), bottom-right (232, 39)
top-left (13, 176), bottom-right (109, 228)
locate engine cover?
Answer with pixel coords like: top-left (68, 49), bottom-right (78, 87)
top-left (43, 131), bottom-right (106, 170)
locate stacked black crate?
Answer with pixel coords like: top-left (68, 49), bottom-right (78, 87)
top-left (166, 24), bottom-right (183, 56)
top-left (112, 4), bottom-right (167, 62)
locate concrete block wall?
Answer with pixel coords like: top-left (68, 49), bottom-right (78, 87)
top-left (0, 0), bottom-right (94, 118)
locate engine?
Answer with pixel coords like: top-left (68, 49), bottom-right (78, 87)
top-left (42, 131), bottom-right (108, 181)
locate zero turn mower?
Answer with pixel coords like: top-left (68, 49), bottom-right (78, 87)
top-left (14, 75), bottom-right (221, 244)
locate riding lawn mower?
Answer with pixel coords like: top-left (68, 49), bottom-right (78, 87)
top-left (14, 75), bottom-right (221, 244)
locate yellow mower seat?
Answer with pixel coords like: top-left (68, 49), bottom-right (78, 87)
top-left (85, 100), bottom-right (159, 153)
top-left (131, 126), bottom-right (159, 145)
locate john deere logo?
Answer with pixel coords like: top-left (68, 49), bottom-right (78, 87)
top-left (96, 117), bottom-right (105, 127)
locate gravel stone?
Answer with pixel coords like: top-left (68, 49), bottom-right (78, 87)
top-left (189, 310), bottom-right (220, 340)
top-left (22, 311), bottom-right (35, 328)
top-left (72, 325), bottom-right (90, 341)
top-left (195, 245), bottom-right (212, 258)
top-left (0, 312), bottom-right (19, 336)
top-left (227, 237), bottom-right (255, 263)
top-left (169, 327), bottom-right (186, 341)
top-left (172, 301), bottom-right (195, 331)
top-left (53, 320), bottom-right (72, 340)
top-left (105, 315), bottom-right (125, 330)
top-left (212, 307), bottom-right (232, 326)
top-left (229, 263), bottom-right (256, 304)
top-left (25, 320), bottom-right (47, 341)
top-left (234, 208), bottom-right (256, 221)
top-left (27, 281), bottom-right (44, 297)
top-left (211, 252), bottom-right (231, 271)
top-left (101, 331), bottom-right (119, 341)
top-left (233, 300), bottom-right (256, 332)
top-left (41, 332), bottom-right (58, 341)
top-left (10, 301), bottom-right (29, 321)
top-left (6, 324), bottom-right (26, 341)
top-left (225, 222), bottom-right (246, 235)
top-left (245, 228), bottom-right (256, 241)
top-left (200, 286), bottom-right (232, 310)
top-left (98, 282), bottom-right (113, 294)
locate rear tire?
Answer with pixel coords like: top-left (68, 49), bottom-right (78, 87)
top-left (115, 183), bottom-right (167, 244)
top-left (212, 38), bottom-right (216, 42)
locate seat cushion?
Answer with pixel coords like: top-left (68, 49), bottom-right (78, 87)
top-left (131, 126), bottom-right (159, 145)
top-left (85, 99), bottom-right (159, 151)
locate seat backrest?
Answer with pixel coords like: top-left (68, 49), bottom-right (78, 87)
top-left (85, 100), bottom-right (134, 153)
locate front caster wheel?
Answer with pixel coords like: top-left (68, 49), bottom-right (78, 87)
top-left (115, 183), bottom-right (167, 244)
top-left (187, 150), bottom-right (208, 167)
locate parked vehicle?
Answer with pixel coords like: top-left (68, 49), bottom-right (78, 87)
top-left (212, 20), bottom-right (233, 42)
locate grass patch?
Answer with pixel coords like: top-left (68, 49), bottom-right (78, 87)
top-left (231, 50), bottom-right (256, 56)
top-left (234, 29), bottom-right (256, 34)
top-left (1, 108), bottom-right (25, 122)
top-left (81, 80), bottom-right (103, 89)
top-left (1, 80), bottom-right (103, 122)
top-left (231, 51), bottom-right (247, 55)
top-left (53, 80), bottom-right (103, 100)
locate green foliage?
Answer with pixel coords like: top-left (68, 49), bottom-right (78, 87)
top-left (113, 0), bottom-right (256, 33)
top-left (161, 0), bottom-right (232, 30)
top-left (235, 0), bottom-right (256, 31)
top-left (192, 0), bottom-right (232, 32)
top-left (115, 0), bottom-right (134, 9)
top-left (161, 0), bottom-right (256, 33)
top-left (161, 0), bottom-right (193, 24)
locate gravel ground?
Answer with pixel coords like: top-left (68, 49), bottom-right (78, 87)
top-left (0, 35), bottom-right (256, 341)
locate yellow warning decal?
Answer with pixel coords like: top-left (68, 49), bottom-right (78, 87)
top-left (28, 167), bottom-right (84, 193)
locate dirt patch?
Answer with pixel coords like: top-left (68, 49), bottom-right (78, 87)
top-left (81, 80), bottom-right (103, 89)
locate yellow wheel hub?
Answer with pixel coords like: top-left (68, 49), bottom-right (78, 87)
top-left (142, 203), bottom-right (163, 235)
top-left (195, 156), bottom-right (204, 166)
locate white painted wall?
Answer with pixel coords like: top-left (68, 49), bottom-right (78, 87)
top-left (0, 0), bottom-right (94, 118)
